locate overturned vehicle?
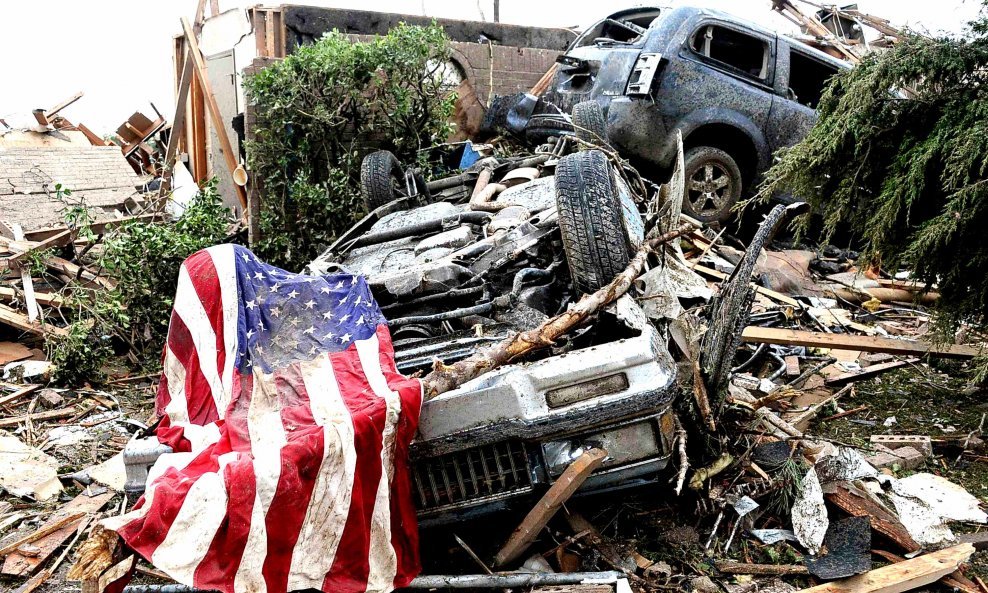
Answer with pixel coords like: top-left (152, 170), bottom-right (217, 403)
top-left (305, 146), bottom-right (681, 526)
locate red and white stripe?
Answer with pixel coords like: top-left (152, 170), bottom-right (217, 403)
top-left (105, 246), bottom-right (423, 593)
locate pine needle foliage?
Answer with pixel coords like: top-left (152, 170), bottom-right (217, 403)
top-left (759, 5), bottom-right (988, 329)
top-left (245, 24), bottom-right (456, 269)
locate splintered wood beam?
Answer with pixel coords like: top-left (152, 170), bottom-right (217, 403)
top-left (45, 92), bottom-right (84, 119)
top-left (741, 327), bottom-right (981, 359)
top-left (493, 448), bottom-right (607, 568)
top-left (824, 483), bottom-right (921, 554)
top-left (31, 110), bottom-right (49, 127)
top-left (795, 543), bottom-right (974, 593)
top-left (2, 492), bottom-right (114, 577)
top-left (180, 16), bottom-right (248, 211)
top-left (825, 358), bottom-right (919, 386)
top-left (159, 48), bottom-right (196, 200)
top-left (9, 224), bottom-right (39, 322)
top-left (0, 304), bottom-right (67, 337)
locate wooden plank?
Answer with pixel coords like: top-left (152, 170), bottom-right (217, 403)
top-left (0, 384), bottom-right (42, 407)
top-left (795, 543), bottom-right (974, 593)
top-left (31, 110), bottom-right (49, 127)
top-left (0, 342), bottom-right (33, 365)
top-left (493, 448), bottom-right (607, 567)
top-left (265, 10), bottom-right (276, 58)
top-left (5, 229), bottom-right (72, 266)
top-left (0, 407), bottom-right (76, 428)
top-left (44, 257), bottom-right (115, 291)
top-left (22, 214), bottom-right (158, 242)
top-left (824, 482), bottom-right (921, 554)
top-left (0, 304), bottom-right (67, 337)
top-left (741, 327), bottom-right (981, 359)
top-left (0, 513), bottom-right (84, 557)
top-left (1, 491), bottom-right (114, 576)
top-left (72, 122), bottom-right (108, 147)
top-left (694, 264), bottom-right (801, 307)
top-left (180, 17), bottom-right (248, 211)
top-left (10, 224), bottom-right (39, 323)
top-left (159, 49), bottom-right (196, 200)
top-left (45, 92), bottom-right (83, 119)
top-left (825, 358), bottom-right (918, 387)
top-left (784, 355), bottom-right (800, 377)
top-left (0, 287), bottom-right (65, 308)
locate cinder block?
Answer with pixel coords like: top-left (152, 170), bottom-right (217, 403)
top-left (870, 435), bottom-right (932, 457)
top-left (865, 446), bottom-right (925, 471)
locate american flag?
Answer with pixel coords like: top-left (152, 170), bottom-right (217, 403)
top-left (104, 244), bottom-right (423, 593)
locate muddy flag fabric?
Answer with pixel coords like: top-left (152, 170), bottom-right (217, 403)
top-left (104, 244), bottom-right (423, 593)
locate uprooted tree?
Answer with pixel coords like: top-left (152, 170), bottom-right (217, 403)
top-left (245, 23), bottom-right (456, 270)
top-left (759, 3), bottom-right (988, 334)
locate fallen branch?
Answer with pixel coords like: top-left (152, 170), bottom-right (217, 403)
top-left (422, 222), bottom-right (696, 397)
top-left (673, 414), bottom-right (689, 496)
top-left (716, 560), bottom-right (809, 576)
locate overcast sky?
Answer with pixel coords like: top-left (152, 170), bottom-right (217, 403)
top-left (1, 0), bottom-right (981, 134)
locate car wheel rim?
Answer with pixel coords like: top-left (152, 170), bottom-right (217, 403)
top-left (687, 162), bottom-right (733, 217)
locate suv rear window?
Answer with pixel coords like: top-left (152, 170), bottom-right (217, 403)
top-left (690, 25), bottom-right (769, 80)
top-left (788, 50), bottom-right (840, 108)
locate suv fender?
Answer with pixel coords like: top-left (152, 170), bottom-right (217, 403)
top-left (671, 107), bottom-right (772, 178)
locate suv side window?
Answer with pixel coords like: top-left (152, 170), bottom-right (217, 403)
top-left (690, 25), bottom-right (770, 81)
top-left (787, 49), bottom-right (840, 108)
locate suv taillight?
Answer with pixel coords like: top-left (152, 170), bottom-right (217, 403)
top-left (626, 52), bottom-right (664, 96)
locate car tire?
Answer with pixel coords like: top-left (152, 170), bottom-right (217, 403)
top-left (555, 150), bottom-right (633, 293)
top-left (681, 146), bottom-right (743, 224)
top-left (360, 150), bottom-right (430, 212)
top-left (524, 113), bottom-right (574, 144)
top-left (571, 101), bottom-right (607, 146)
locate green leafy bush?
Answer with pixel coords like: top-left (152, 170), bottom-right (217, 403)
top-left (245, 23), bottom-right (456, 269)
top-left (759, 5), bottom-right (988, 330)
top-left (47, 182), bottom-right (232, 384)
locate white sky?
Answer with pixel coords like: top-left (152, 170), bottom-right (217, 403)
top-left (0, 0), bottom-right (980, 135)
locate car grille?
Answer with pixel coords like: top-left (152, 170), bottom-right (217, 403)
top-left (412, 441), bottom-right (533, 511)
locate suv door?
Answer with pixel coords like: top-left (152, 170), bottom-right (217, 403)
top-left (765, 42), bottom-right (841, 152)
top-left (656, 19), bottom-right (777, 129)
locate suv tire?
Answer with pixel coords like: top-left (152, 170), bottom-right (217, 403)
top-left (555, 150), bottom-right (633, 293)
top-left (360, 150), bottom-right (404, 212)
top-left (682, 146), bottom-right (743, 224)
top-left (524, 113), bottom-right (574, 144)
top-left (572, 101), bottom-right (607, 146)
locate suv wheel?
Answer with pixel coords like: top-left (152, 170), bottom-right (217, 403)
top-left (360, 151), bottom-right (429, 213)
top-left (555, 150), bottom-right (634, 293)
top-left (682, 146), bottom-right (743, 224)
top-left (572, 101), bottom-right (607, 146)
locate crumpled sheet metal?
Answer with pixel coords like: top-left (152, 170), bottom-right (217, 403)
top-left (792, 467), bottom-right (828, 555)
top-left (812, 447), bottom-right (986, 548)
top-left (635, 253), bottom-right (712, 321)
top-left (872, 472), bottom-right (988, 546)
top-left (815, 447), bottom-right (878, 484)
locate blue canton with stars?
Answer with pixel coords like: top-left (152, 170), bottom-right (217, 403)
top-left (231, 245), bottom-right (385, 375)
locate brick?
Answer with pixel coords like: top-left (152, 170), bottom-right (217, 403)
top-left (870, 435), bottom-right (932, 457)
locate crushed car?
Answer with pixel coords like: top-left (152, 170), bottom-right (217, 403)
top-left (121, 143), bottom-right (683, 527)
top-left (303, 146), bottom-right (679, 526)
